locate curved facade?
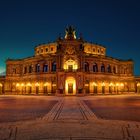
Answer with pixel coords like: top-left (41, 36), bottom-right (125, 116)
top-left (1, 26), bottom-right (140, 95)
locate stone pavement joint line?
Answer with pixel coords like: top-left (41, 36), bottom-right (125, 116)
top-left (0, 97), bottom-right (140, 140)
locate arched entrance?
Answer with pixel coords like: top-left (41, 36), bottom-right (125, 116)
top-left (65, 77), bottom-right (76, 95)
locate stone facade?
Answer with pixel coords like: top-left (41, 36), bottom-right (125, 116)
top-left (0, 26), bottom-right (140, 95)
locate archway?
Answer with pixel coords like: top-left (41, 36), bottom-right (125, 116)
top-left (64, 59), bottom-right (78, 71)
top-left (65, 77), bottom-right (76, 95)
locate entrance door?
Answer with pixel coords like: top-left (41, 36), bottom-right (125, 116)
top-left (68, 83), bottom-right (73, 94)
top-left (65, 77), bottom-right (76, 95)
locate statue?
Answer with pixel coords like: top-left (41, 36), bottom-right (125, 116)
top-left (65, 26), bottom-right (76, 39)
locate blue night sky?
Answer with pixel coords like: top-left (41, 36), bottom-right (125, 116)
top-left (0, 0), bottom-right (140, 75)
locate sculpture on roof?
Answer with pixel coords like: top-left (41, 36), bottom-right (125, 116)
top-left (65, 26), bottom-right (76, 39)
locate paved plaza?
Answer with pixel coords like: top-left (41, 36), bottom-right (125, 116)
top-left (0, 95), bottom-right (140, 140)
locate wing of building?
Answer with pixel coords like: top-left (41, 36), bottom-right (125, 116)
top-left (0, 26), bottom-right (140, 95)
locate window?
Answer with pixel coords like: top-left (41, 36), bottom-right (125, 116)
top-left (93, 48), bottom-right (95, 52)
top-left (36, 64), bottom-right (40, 72)
top-left (52, 62), bottom-right (56, 72)
top-left (29, 65), bottom-right (32, 73)
top-left (101, 64), bottom-right (105, 72)
top-left (84, 62), bottom-right (89, 72)
top-left (51, 47), bottom-right (53, 51)
top-left (46, 48), bottom-right (48, 52)
top-left (93, 63), bottom-right (98, 72)
top-left (37, 50), bottom-right (39, 54)
top-left (107, 65), bottom-right (111, 73)
top-left (43, 64), bottom-right (48, 72)
top-left (40, 49), bottom-right (43, 53)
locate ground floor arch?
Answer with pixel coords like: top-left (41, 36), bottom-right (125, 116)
top-left (65, 77), bottom-right (76, 95)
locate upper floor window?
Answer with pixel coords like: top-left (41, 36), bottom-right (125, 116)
top-left (46, 48), bottom-right (48, 52)
top-left (107, 65), bottom-right (111, 73)
top-left (36, 64), bottom-right (40, 72)
top-left (29, 65), bottom-right (33, 73)
top-left (93, 63), bottom-right (98, 72)
top-left (93, 48), bottom-right (95, 52)
top-left (40, 49), bottom-right (43, 53)
top-left (43, 64), bottom-right (48, 72)
top-left (52, 62), bottom-right (56, 72)
top-left (84, 62), bottom-right (89, 72)
top-left (101, 64), bottom-right (105, 72)
top-left (51, 47), bottom-right (53, 51)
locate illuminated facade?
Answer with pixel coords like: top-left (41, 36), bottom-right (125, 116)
top-left (0, 26), bottom-right (140, 95)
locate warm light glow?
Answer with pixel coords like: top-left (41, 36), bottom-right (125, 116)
top-left (21, 83), bottom-right (25, 87)
top-left (27, 83), bottom-right (32, 87)
top-left (120, 83), bottom-right (124, 87)
top-left (16, 83), bottom-right (20, 87)
top-left (109, 83), bottom-right (114, 86)
top-left (35, 83), bottom-right (39, 86)
top-left (101, 82), bottom-right (105, 86)
top-left (0, 83), bottom-right (2, 87)
top-left (65, 77), bottom-right (76, 95)
top-left (64, 59), bottom-right (78, 70)
top-left (44, 82), bottom-right (49, 86)
top-left (116, 83), bottom-right (119, 86)
top-left (52, 84), bottom-right (56, 87)
top-left (92, 82), bottom-right (97, 86)
top-left (137, 83), bottom-right (140, 86)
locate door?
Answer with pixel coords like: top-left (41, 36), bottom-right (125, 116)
top-left (68, 83), bottom-right (73, 94)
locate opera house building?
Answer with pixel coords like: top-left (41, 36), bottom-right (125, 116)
top-left (0, 26), bottom-right (140, 96)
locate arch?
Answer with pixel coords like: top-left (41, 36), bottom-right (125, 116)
top-left (65, 77), bottom-right (76, 95)
top-left (107, 65), bottom-right (111, 73)
top-left (64, 59), bottom-right (78, 71)
top-left (84, 62), bottom-right (89, 72)
top-left (35, 83), bottom-right (40, 94)
top-left (29, 65), bottom-right (32, 73)
top-left (101, 82), bottom-right (105, 94)
top-left (109, 83), bottom-right (114, 93)
top-left (43, 64), bottom-right (48, 72)
top-left (93, 63), bottom-right (98, 72)
top-left (36, 64), bottom-right (40, 72)
top-left (101, 64), bottom-right (105, 72)
top-left (93, 82), bottom-right (98, 94)
top-left (52, 61), bottom-right (56, 72)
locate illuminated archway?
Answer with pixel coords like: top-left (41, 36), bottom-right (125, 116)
top-left (64, 59), bottom-right (78, 71)
top-left (65, 77), bottom-right (76, 95)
